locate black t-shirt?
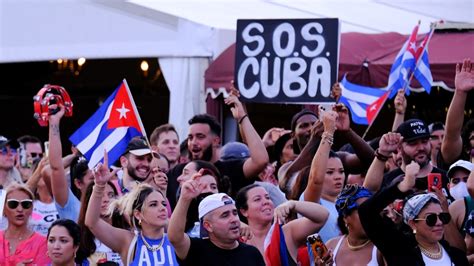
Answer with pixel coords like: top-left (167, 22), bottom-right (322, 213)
top-left (178, 238), bottom-right (265, 266)
top-left (167, 159), bottom-right (252, 209)
top-left (382, 166), bottom-right (454, 204)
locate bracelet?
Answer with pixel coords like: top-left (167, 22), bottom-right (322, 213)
top-left (238, 114), bottom-right (248, 124)
top-left (92, 184), bottom-right (106, 195)
top-left (374, 148), bottom-right (390, 162)
top-left (321, 132), bottom-right (334, 146)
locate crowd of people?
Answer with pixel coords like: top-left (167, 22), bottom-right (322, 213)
top-left (0, 58), bottom-right (472, 265)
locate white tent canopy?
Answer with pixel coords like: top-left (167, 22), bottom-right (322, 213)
top-left (1, 0), bottom-right (473, 140)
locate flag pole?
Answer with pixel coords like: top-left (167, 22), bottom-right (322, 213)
top-left (361, 89), bottom-right (391, 139)
top-left (403, 21), bottom-right (436, 92)
top-left (122, 79), bottom-right (157, 158)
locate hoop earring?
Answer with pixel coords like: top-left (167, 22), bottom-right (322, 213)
top-left (139, 219), bottom-right (142, 226)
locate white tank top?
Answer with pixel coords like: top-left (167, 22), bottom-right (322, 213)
top-left (333, 236), bottom-right (379, 266)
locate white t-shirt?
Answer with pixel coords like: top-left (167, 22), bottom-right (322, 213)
top-left (30, 200), bottom-right (59, 235)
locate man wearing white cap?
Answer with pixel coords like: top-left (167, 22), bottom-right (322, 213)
top-left (447, 160), bottom-right (474, 200)
top-left (168, 173), bottom-right (264, 266)
top-left (448, 160), bottom-right (474, 236)
top-left (118, 137), bottom-right (154, 193)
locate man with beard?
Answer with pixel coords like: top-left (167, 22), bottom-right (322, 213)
top-left (119, 137), bottom-right (153, 193)
top-left (381, 119), bottom-right (454, 202)
top-left (166, 92), bottom-right (268, 209)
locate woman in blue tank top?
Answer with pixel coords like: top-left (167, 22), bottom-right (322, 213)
top-left (85, 155), bottom-right (178, 266)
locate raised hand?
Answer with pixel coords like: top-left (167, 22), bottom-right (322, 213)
top-left (92, 150), bottom-right (116, 186)
top-left (455, 58), bottom-right (474, 92)
top-left (274, 200), bottom-right (296, 224)
top-left (399, 161), bottom-right (419, 192)
top-left (48, 104), bottom-right (65, 124)
top-left (332, 103), bottom-right (350, 132)
top-left (330, 82), bottom-right (342, 102)
top-left (394, 89), bottom-right (407, 114)
top-left (151, 168), bottom-right (168, 193)
top-left (378, 132), bottom-right (402, 156)
top-left (262, 127), bottom-right (289, 147)
top-left (180, 169), bottom-right (205, 201)
top-left (321, 110), bottom-right (338, 134)
top-left (224, 84), bottom-right (246, 121)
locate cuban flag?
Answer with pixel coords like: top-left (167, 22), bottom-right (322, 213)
top-left (70, 80), bottom-right (146, 169)
top-left (386, 24), bottom-right (419, 98)
top-left (264, 223), bottom-right (289, 266)
top-left (413, 28), bottom-right (434, 94)
top-left (339, 76), bottom-right (387, 125)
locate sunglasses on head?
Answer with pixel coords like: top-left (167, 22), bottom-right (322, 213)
top-left (415, 212), bottom-right (451, 227)
top-left (451, 176), bottom-right (469, 185)
top-left (7, 199), bottom-right (33, 209)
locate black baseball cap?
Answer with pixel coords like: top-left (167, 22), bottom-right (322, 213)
top-left (125, 137), bottom-right (153, 156)
top-left (0, 135), bottom-right (19, 149)
top-left (396, 119), bottom-right (430, 142)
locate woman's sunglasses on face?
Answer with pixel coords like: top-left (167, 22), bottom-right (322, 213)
top-left (7, 199), bottom-right (33, 209)
top-left (415, 212), bottom-right (451, 227)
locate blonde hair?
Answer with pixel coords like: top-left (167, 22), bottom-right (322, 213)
top-left (107, 183), bottom-right (165, 229)
top-left (5, 183), bottom-right (35, 200)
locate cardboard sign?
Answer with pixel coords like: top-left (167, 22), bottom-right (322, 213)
top-left (235, 19), bottom-right (340, 104)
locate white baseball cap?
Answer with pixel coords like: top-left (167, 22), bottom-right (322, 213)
top-left (447, 160), bottom-right (473, 178)
top-left (198, 193), bottom-right (235, 220)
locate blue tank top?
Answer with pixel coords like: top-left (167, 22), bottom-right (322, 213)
top-left (129, 233), bottom-right (179, 266)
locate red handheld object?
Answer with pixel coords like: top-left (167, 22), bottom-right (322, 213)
top-left (427, 173), bottom-right (442, 192)
top-left (33, 84), bottom-right (73, 126)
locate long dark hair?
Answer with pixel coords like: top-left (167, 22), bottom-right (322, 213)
top-left (76, 181), bottom-right (126, 263)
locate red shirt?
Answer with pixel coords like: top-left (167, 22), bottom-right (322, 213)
top-left (0, 231), bottom-right (51, 265)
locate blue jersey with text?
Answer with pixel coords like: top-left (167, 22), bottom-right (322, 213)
top-left (130, 233), bottom-right (178, 266)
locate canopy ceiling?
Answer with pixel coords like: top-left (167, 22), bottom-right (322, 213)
top-left (129, 0), bottom-right (473, 34)
top-left (2, 0), bottom-right (472, 63)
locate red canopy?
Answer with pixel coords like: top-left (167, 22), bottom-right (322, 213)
top-left (205, 31), bottom-right (474, 95)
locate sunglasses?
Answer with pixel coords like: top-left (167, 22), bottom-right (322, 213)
top-left (0, 147), bottom-right (16, 156)
top-left (29, 152), bottom-right (43, 159)
top-left (451, 176), bottom-right (469, 185)
top-left (7, 199), bottom-right (33, 209)
top-left (415, 212), bottom-right (451, 227)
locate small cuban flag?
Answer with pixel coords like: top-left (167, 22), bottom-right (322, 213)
top-left (69, 79), bottom-right (146, 169)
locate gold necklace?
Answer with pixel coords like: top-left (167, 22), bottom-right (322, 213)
top-left (346, 237), bottom-right (371, 251)
top-left (419, 242), bottom-right (442, 260)
top-left (140, 232), bottom-right (165, 252)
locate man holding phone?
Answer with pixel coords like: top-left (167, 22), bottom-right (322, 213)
top-left (381, 119), bottom-right (454, 203)
top-left (16, 135), bottom-right (43, 182)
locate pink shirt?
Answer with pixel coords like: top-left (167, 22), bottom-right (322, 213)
top-left (0, 231), bottom-right (51, 266)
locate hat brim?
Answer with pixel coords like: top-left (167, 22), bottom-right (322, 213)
top-left (402, 134), bottom-right (430, 143)
top-left (129, 149), bottom-right (152, 156)
top-left (0, 139), bottom-right (19, 149)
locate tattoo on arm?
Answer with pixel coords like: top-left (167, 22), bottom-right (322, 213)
top-left (50, 124), bottom-right (60, 136)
